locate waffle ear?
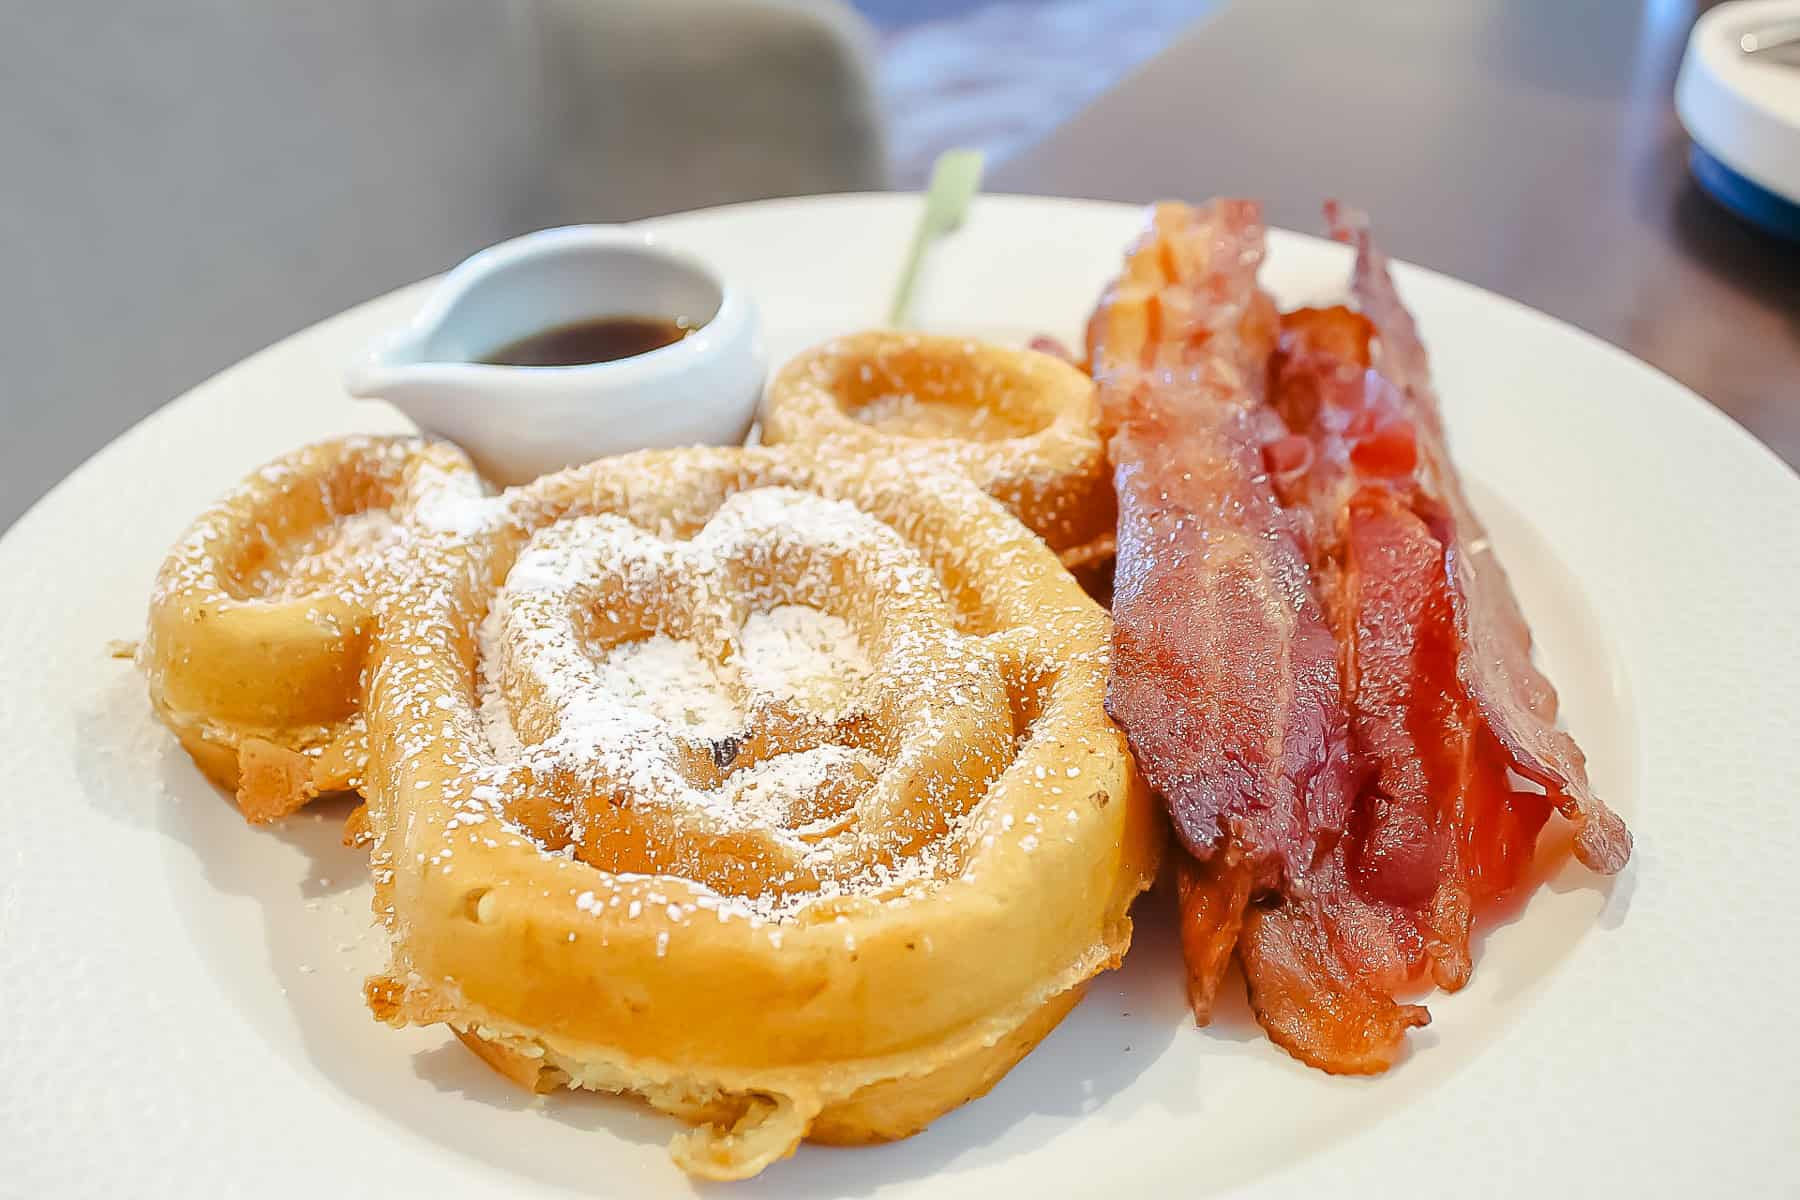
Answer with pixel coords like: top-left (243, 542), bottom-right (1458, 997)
top-left (763, 332), bottom-right (1114, 564)
top-left (142, 436), bottom-right (485, 819)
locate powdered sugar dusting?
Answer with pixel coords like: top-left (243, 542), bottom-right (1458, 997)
top-left (268, 510), bottom-right (404, 600)
top-left (589, 634), bottom-right (743, 736)
top-left (740, 604), bottom-right (870, 715)
top-left (444, 482), bottom-right (1009, 921)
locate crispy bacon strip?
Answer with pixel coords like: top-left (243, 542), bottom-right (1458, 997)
top-left (1327, 203), bottom-right (1631, 874)
top-left (1088, 201), bottom-right (1360, 897)
top-left (1267, 309), bottom-right (1554, 974)
top-left (1239, 218), bottom-right (1613, 1071)
top-left (1092, 201), bottom-right (1626, 1068)
top-left (1252, 426), bottom-right (1461, 1065)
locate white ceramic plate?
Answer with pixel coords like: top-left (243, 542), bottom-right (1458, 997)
top-left (3, 195), bottom-right (1796, 1198)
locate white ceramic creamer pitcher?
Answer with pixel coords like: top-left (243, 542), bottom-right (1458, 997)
top-left (345, 225), bottom-right (765, 485)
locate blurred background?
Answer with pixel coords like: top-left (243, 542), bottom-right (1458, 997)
top-left (2, 0), bottom-right (1795, 529)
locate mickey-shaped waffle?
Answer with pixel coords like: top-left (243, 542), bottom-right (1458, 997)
top-left (143, 434), bottom-right (1159, 1179)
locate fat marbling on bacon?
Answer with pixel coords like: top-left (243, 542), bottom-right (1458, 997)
top-left (1088, 198), bottom-right (1631, 1073)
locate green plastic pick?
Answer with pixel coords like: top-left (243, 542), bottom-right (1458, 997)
top-left (887, 149), bottom-right (985, 328)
